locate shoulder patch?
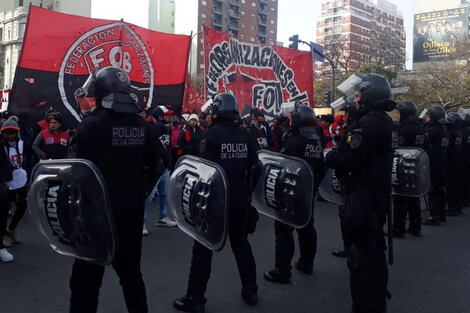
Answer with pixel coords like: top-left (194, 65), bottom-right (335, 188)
top-left (347, 133), bottom-right (362, 149)
top-left (398, 136), bottom-right (405, 145)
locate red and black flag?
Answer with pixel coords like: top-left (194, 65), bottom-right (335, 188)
top-left (10, 6), bottom-right (191, 127)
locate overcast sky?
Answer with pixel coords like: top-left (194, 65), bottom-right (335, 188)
top-left (92, 0), bottom-right (417, 68)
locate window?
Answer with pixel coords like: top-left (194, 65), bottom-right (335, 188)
top-left (241, 0), bottom-right (245, 3)
top-left (202, 0), bottom-right (207, 4)
top-left (250, 37), bottom-right (255, 42)
top-left (19, 23), bottom-right (26, 38)
top-left (200, 51), bottom-right (204, 56)
top-left (271, 7), bottom-right (275, 11)
top-left (251, 25), bottom-right (255, 30)
top-left (252, 2), bottom-right (256, 6)
top-left (0, 28), bottom-right (3, 42)
top-left (200, 64), bottom-right (205, 69)
top-left (19, 0), bottom-right (24, 6)
top-left (241, 22), bottom-right (245, 28)
top-left (240, 34), bottom-right (245, 40)
top-left (270, 19), bottom-right (274, 24)
top-left (201, 13), bottom-right (206, 18)
top-left (241, 11), bottom-right (245, 16)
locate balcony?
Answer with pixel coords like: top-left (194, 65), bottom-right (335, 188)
top-left (260, 0), bottom-right (267, 3)
top-left (213, 6), bottom-right (222, 15)
top-left (259, 8), bottom-right (267, 15)
top-left (229, 23), bottom-right (239, 31)
top-left (212, 19), bottom-right (223, 28)
top-left (229, 9), bottom-right (240, 18)
top-left (229, 0), bottom-right (240, 7)
top-left (258, 31), bottom-right (266, 38)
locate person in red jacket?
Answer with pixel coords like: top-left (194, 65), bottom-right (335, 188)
top-left (32, 116), bottom-right (70, 159)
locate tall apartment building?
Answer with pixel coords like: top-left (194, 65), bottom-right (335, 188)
top-left (0, 0), bottom-right (91, 89)
top-left (196, 0), bottom-right (278, 73)
top-left (316, 0), bottom-right (406, 75)
top-left (149, 0), bottom-right (176, 33)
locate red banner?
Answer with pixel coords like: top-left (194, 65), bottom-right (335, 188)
top-left (203, 26), bottom-right (313, 118)
top-left (10, 6), bottom-right (191, 127)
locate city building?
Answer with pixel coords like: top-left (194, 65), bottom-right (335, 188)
top-left (196, 0), bottom-right (279, 73)
top-left (0, 0), bottom-right (91, 89)
top-left (412, 0), bottom-right (470, 70)
top-left (149, 0), bottom-right (176, 33)
top-left (316, 0), bottom-right (406, 75)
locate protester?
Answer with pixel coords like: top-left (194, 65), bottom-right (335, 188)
top-left (32, 115), bottom-right (70, 159)
top-left (0, 131), bottom-right (13, 263)
top-left (177, 114), bottom-right (203, 156)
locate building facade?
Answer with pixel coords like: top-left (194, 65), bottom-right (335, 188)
top-left (0, 0), bottom-right (91, 89)
top-left (196, 0), bottom-right (278, 73)
top-left (316, 0), bottom-right (405, 75)
top-left (149, 0), bottom-right (176, 33)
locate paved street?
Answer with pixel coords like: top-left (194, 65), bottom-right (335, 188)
top-left (1, 200), bottom-right (470, 313)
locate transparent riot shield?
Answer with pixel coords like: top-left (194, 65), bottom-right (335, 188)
top-left (168, 155), bottom-right (229, 251)
top-left (318, 168), bottom-right (346, 206)
top-left (391, 147), bottom-right (430, 197)
top-left (252, 150), bottom-right (314, 228)
top-left (28, 159), bottom-right (116, 265)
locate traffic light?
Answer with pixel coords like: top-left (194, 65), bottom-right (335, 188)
top-left (324, 91), bottom-right (331, 105)
top-left (288, 34), bottom-right (299, 50)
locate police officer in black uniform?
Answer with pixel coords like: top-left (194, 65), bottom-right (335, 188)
top-left (69, 66), bottom-right (159, 313)
top-left (326, 74), bottom-right (395, 313)
top-left (444, 112), bottom-right (464, 216)
top-left (174, 93), bottom-right (260, 313)
top-left (263, 103), bottom-right (324, 283)
top-left (422, 105), bottom-right (449, 226)
top-left (461, 112), bottom-right (470, 206)
top-left (392, 101), bottom-right (427, 238)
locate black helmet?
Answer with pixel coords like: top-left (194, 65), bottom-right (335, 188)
top-left (291, 104), bottom-right (316, 127)
top-left (444, 112), bottom-right (462, 125)
top-left (358, 74), bottom-right (391, 107)
top-left (212, 93), bottom-right (238, 114)
top-left (341, 96), bottom-right (356, 113)
top-left (94, 66), bottom-right (131, 99)
top-left (397, 100), bottom-right (417, 120)
top-left (427, 105), bottom-right (446, 124)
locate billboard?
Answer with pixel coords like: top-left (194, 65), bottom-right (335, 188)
top-left (413, 7), bottom-right (469, 63)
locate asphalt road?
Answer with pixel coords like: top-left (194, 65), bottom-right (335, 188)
top-left (1, 200), bottom-right (470, 313)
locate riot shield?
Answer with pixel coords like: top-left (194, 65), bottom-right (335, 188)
top-left (168, 155), bottom-right (229, 251)
top-left (252, 150), bottom-right (314, 228)
top-left (391, 147), bottom-right (430, 197)
top-left (28, 159), bottom-right (116, 265)
top-left (318, 168), bottom-right (346, 206)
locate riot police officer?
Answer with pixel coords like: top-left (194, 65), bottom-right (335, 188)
top-left (461, 112), bottom-right (470, 206)
top-left (263, 103), bottom-right (324, 283)
top-left (326, 74), bottom-right (395, 313)
top-left (444, 112), bottom-right (464, 216)
top-left (422, 105), bottom-right (449, 225)
top-left (69, 66), bottom-right (159, 313)
top-left (392, 101), bottom-right (427, 237)
top-left (174, 93), bottom-right (260, 312)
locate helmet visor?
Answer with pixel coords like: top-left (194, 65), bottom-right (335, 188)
top-left (330, 97), bottom-right (346, 109)
top-left (280, 101), bottom-right (298, 117)
top-left (337, 74), bottom-right (369, 97)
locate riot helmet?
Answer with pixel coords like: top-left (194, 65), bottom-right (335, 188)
top-left (444, 112), bottom-right (462, 125)
top-left (212, 93), bottom-right (238, 114)
top-left (426, 105), bottom-right (446, 124)
top-left (397, 100), bottom-right (417, 120)
top-left (337, 73), bottom-right (392, 107)
top-left (291, 104), bottom-right (316, 127)
top-left (76, 66), bottom-right (139, 114)
top-left (94, 66), bottom-right (131, 98)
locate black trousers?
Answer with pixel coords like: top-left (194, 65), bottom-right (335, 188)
top-left (187, 209), bottom-right (257, 301)
top-left (347, 227), bottom-right (388, 313)
top-left (7, 186), bottom-right (28, 231)
top-left (392, 195), bottom-right (421, 233)
top-left (428, 182), bottom-right (446, 220)
top-left (0, 183), bottom-right (9, 249)
top-left (69, 194), bottom-right (148, 313)
top-left (447, 167), bottom-right (464, 211)
top-left (338, 205), bottom-right (352, 249)
top-left (274, 209), bottom-right (317, 272)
